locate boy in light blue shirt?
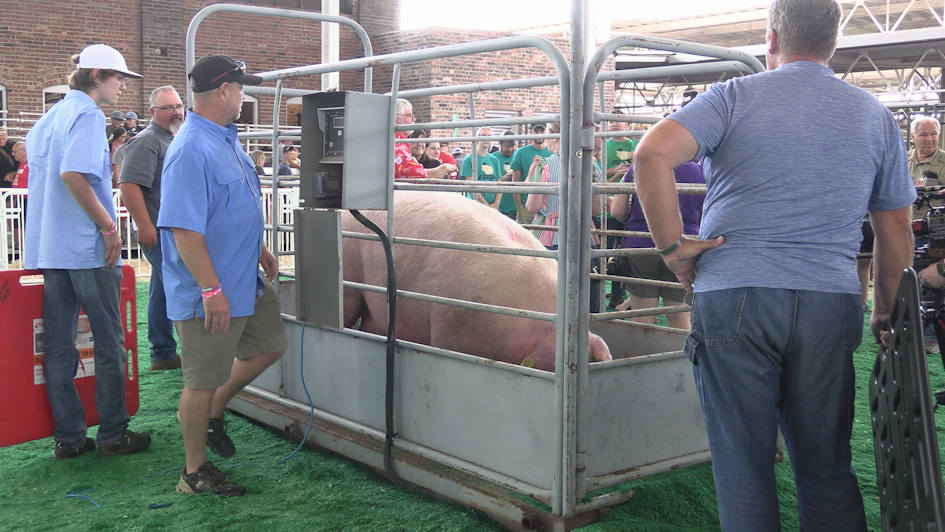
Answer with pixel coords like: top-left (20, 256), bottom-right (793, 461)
top-left (26, 44), bottom-right (151, 460)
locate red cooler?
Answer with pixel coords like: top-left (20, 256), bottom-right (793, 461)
top-left (0, 265), bottom-right (139, 447)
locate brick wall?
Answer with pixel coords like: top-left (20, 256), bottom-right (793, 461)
top-left (0, 0), bottom-right (143, 133)
top-left (0, 0), bottom-right (372, 135)
top-left (0, 1), bottom-right (612, 144)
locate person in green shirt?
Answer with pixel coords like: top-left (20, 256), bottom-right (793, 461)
top-left (460, 126), bottom-right (502, 208)
top-left (494, 131), bottom-right (517, 219)
top-left (511, 123), bottom-right (552, 224)
top-left (605, 113), bottom-right (635, 183)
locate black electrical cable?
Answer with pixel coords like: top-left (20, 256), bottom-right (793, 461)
top-left (350, 210), bottom-right (415, 490)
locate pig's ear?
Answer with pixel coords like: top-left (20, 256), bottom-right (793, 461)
top-left (522, 340), bottom-right (557, 372)
top-left (589, 334), bottom-right (613, 363)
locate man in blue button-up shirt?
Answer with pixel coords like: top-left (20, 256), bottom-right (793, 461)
top-left (159, 54), bottom-right (287, 497)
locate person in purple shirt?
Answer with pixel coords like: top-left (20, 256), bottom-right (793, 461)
top-left (610, 162), bottom-right (704, 329)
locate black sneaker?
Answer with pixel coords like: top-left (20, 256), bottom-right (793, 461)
top-left (207, 415), bottom-right (236, 458)
top-left (97, 429), bottom-right (151, 457)
top-left (176, 461), bottom-right (246, 497)
top-left (54, 437), bottom-right (96, 460)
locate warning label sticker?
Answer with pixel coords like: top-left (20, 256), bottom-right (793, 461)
top-left (33, 315), bottom-right (96, 385)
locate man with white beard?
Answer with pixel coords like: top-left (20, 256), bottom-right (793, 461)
top-left (119, 85), bottom-right (186, 370)
top-left (909, 116), bottom-right (945, 219)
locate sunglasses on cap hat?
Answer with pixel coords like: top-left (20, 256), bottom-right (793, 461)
top-left (189, 55), bottom-right (263, 93)
top-left (210, 61), bottom-right (246, 85)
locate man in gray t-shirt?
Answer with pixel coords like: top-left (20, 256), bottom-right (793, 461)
top-left (118, 86), bottom-right (185, 371)
top-left (635, 0), bottom-right (915, 528)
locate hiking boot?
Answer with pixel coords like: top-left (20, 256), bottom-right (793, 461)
top-left (54, 437), bottom-right (96, 460)
top-left (150, 356), bottom-right (182, 371)
top-left (97, 429), bottom-right (151, 457)
top-left (207, 415), bottom-right (235, 458)
top-left (926, 340), bottom-right (941, 355)
top-left (176, 461), bottom-right (246, 497)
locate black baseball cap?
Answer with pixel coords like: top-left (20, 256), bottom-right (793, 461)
top-left (189, 54), bottom-right (263, 93)
top-left (530, 123), bottom-right (546, 132)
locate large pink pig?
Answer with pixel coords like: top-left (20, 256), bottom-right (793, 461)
top-left (342, 191), bottom-right (612, 371)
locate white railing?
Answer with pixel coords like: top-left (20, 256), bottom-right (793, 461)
top-left (1, 187), bottom-right (298, 275)
top-left (263, 185), bottom-right (298, 273)
top-left (1, 190), bottom-right (26, 269)
top-left (241, 123), bottom-right (302, 155)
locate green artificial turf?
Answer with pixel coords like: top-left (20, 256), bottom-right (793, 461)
top-left (0, 280), bottom-right (937, 531)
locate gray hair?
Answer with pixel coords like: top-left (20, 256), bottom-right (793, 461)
top-left (395, 98), bottom-right (412, 115)
top-left (149, 85), bottom-right (180, 108)
top-left (912, 116), bottom-right (941, 136)
top-left (767, 0), bottom-right (841, 60)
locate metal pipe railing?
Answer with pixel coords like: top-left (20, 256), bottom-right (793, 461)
top-left (396, 76), bottom-right (560, 98)
top-left (571, 32), bottom-right (766, 512)
top-left (344, 232), bottom-right (556, 259)
top-left (343, 281), bottom-right (557, 323)
top-left (185, 4), bottom-right (374, 106)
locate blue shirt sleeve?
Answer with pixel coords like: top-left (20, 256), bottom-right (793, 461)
top-left (667, 85), bottom-right (731, 161)
top-left (61, 110), bottom-right (108, 183)
top-left (158, 147), bottom-right (209, 234)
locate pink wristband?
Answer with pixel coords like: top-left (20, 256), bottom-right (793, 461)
top-left (201, 287), bottom-right (222, 300)
top-left (100, 223), bottom-right (117, 236)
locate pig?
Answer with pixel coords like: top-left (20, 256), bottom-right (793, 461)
top-left (341, 191), bottom-right (612, 371)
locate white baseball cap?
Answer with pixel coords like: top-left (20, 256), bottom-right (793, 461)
top-left (77, 44), bottom-right (142, 79)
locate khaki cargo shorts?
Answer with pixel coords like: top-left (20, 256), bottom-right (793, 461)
top-left (175, 281), bottom-right (288, 390)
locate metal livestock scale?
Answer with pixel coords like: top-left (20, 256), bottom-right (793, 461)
top-left (185, 4), bottom-right (764, 530)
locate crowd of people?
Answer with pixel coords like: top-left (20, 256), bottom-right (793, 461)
top-left (8, 1), bottom-right (943, 528)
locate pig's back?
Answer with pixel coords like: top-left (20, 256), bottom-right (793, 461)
top-left (342, 191), bottom-right (558, 311)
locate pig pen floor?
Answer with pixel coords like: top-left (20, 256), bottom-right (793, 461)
top-left (0, 280), bottom-right (931, 531)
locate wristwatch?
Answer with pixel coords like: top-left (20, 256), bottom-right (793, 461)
top-left (937, 261), bottom-right (945, 277)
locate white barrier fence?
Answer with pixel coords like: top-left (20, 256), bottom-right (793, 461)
top-left (1, 187), bottom-right (297, 276)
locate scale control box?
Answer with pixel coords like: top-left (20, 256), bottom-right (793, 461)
top-left (300, 91), bottom-right (391, 210)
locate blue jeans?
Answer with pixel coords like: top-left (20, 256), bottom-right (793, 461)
top-left (685, 288), bottom-right (867, 531)
top-left (43, 268), bottom-right (129, 446)
top-left (141, 238), bottom-right (178, 363)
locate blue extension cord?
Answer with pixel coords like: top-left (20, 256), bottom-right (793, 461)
top-left (280, 321), bottom-right (316, 461)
